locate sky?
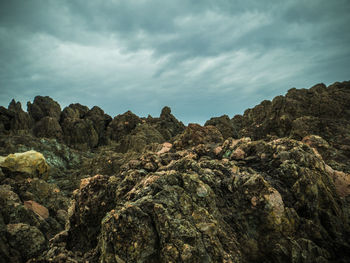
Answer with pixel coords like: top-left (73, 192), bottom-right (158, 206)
top-left (1, 0), bottom-right (349, 124)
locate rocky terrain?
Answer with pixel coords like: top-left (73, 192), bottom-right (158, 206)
top-left (0, 81), bottom-right (349, 262)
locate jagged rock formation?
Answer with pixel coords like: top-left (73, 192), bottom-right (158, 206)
top-left (0, 81), bottom-right (349, 262)
top-left (232, 81), bottom-right (350, 172)
top-left (205, 114), bottom-right (238, 139)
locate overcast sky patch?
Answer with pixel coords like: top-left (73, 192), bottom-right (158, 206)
top-left (1, 0), bottom-right (349, 124)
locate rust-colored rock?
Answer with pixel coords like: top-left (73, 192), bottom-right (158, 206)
top-left (24, 200), bottom-right (49, 219)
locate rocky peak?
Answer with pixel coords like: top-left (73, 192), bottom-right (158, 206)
top-left (27, 96), bottom-right (61, 121)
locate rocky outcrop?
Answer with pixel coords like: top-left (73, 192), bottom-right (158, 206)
top-left (107, 110), bottom-right (142, 142)
top-left (85, 106), bottom-right (112, 145)
top-left (152, 106), bottom-right (185, 140)
top-left (174, 123), bottom-right (224, 149)
top-left (61, 117), bottom-right (99, 150)
top-left (33, 116), bottom-right (63, 139)
top-left (205, 114), bottom-right (238, 139)
top-left (31, 136), bottom-right (350, 262)
top-left (27, 96), bottom-right (61, 121)
top-left (0, 100), bottom-right (33, 134)
top-left (60, 103), bottom-right (89, 121)
top-left (116, 123), bottom-right (165, 153)
top-left (0, 80), bottom-right (350, 262)
top-left (60, 104), bottom-right (112, 148)
top-left (232, 81), bottom-right (350, 172)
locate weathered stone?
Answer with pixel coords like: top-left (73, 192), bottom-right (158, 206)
top-left (6, 223), bottom-right (47, 261)
top-left (61, 118), bottom-right (98, 150)
top-left (157, 142), bottom-right (172, 155)
top-left (60, 103), bottom-right (89, 122)
top-left (27, 96), bottom-right (61, 121)
top-left (156, 106), bottom-right (185, 140)
top-left (33, 116), bottom-right (63, 140)
top-left (232, 81), bottom-right (350, 172)
top-left (107, 110), bottom-right (142, 142)
top-left (24, 200), bottom-right (49, 219)
top-left (66, 174), bottom-right (118, 253)
top-left (0, 100), bottom-right (33, 134)
top-left (116, 123), bottom-right (165, 153)
top-left (0, 81), bottom-right (350, 262)
top-left (85, 106), bottom-right (112, 146)
top-left (0, 150), bottom-right (49, 178)
top-left (205, 114), bottom-right (238, 139)
top-left (174, 123), bottom-right (224, 149)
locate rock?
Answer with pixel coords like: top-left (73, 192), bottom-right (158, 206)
top-left (156, 106), bottom-right (185, 140)
top-left (0, 100), bottom-right (33, 134)
top-left (233, 81), bottom-right (350, 172)
top-left (205, 114), bottom-right (238, 139)
top-left (157, 142), bottom-right (172, 155)
top-left (23, 200), bottom-right (49, 219)
top-left (60, 104), bottom-right (111, 148)
top-left (116, 123), bottom-right (165, 153)
top-left (174, 123), bottom-right (224, 149)
top-left (0, 222), bottom-right (11, 263)
top-left (33, 116), bottom-right (63, 140)
top-left (6, 223), bottom-right (47, 261)
top-left (60, 103), bottom-right (89, 122)
top-left (85, 106), bottom-right (112, 146)
top-left (66, 174), bottom-right (118, 253)
top-left (22, 178), bottom-right (70, 213)
top-left (0, 150), bottom-right (49, 178)
top-left (106, 110), bottom-right (142, 142)
top-left (27, 96), bottom-right (61, 121)
top-left (0, 81), bottom-right (350, 262)
top-left (324, 165), bottom-right (350, 198)
top-left (56, 209), bottom-right (68, 225)
top-left (61, 118), bottom-right (98, 150)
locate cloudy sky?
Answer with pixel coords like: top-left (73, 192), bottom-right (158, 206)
top-left (1, 0), bottom-right (349, 124)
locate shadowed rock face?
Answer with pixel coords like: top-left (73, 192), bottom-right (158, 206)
top-left (0, 81), bottom-right (350, 262)
top-left (0, 100), bottom-right (33, 134)
top-left (106, 110), bottom-right (142, 142)
top-left (27, 96), bottom-right (61, 121)
top-left (205, 114), bottom-right (238, 139)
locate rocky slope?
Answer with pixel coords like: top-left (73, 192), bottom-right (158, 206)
top-left (0, 81), bottom-right (349, 262)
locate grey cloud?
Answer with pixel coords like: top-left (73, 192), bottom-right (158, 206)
top-left (1, 0), bottom-right (349, 124)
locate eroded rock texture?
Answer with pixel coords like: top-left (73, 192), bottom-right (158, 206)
top-left (0, 81), bottom-right (349, 262)
top-left (232, 81), bottom-right (350, 172)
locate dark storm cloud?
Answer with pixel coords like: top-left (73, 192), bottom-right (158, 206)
top-left (1, 0), bottom-right (349, 124)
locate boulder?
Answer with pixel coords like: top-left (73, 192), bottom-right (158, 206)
top-left (0, 150), bottom-right (49, 178)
